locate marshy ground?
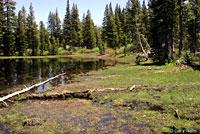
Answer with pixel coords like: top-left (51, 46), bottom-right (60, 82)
top-left (0, 55), bottom-right (200, 134)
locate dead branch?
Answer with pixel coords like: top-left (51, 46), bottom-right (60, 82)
top-left (136, 27), bottom-right (147, 56)
top-left (129, 85), bottom-right (136, 91)
top-left (175, 110), bottom-right (181, 119)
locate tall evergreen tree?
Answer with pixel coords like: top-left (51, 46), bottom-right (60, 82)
top-left (45, 29), bottom-right (51, 52)
top-left (27, 3), bottom-right (40, 56)
top-left (55, 9), bottom-right (61, 43)
top-left (136, 0), bottom-right (151, 54)
top-left (63, 0), bottom-right (73, 49)
top-left (0, 0), bottom-right (5, 55)
top-left (187, 0), bottom-right (200, 54)
top-left (102, 4), bottom-right (109, 44)
top-left (71, 4), bottom-right (82, 47)
top-left (39, 21), bottom-right (47, 55)
top-left (21, 6), bottom-right (27, 28)
top-left (82, 10), bottom-right (96, 49)
top-left (108, 3), bottom-right (119, 49)
top-left (47, 9), bottom-right (61, 46)
top-left (178, 0), bottom-right (185, 56)
top-left (16, 10), bottom-right (26, 56)
top-left (115, 4), bottom-right (123, 47)
top-left (95, 26), bottom-right (102, 48)
top-left (122, 8), bottom-right (127, 37)
top-left (4, 0), bottom-right (16, 56)
top-left (149, 0), bottom-right (178, 60)
top-left (49, 36), bottom-right (58, 55)
top-left (140, 0), bottom-right (149, 39)
top-left (102, 3), bottom-right (118, 49)
top-left (48, 11), bottom-right (56, 37)
top-left (128, 0), bottom-right (141, 52)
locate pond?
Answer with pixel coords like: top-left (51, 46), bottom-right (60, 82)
top-left (0, 58), bottom-right (112, 96)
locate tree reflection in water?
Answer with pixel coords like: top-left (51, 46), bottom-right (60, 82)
top-left (0, 58), bottom-right (106, 96)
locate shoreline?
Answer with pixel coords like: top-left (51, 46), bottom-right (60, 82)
top-left (0, 54), bottom-right (200, 133)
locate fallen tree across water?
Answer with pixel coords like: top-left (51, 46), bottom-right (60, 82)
top-left (0, 73), bottom-right (67, 103)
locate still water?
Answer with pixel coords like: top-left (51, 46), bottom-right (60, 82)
top-left (0, 58), bottom-right (108, 96)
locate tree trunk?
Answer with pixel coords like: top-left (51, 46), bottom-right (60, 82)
top-left (0, 73), bottom-right (67, 102)
top-left (137, 27), bottom-right (147, 56)
top-left (178, 0), bottom-right (183, 57)
top-left (164, 34), bottom-right (169, 60)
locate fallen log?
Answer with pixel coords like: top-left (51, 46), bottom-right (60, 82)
top-left (28, 87), bottom-right (128, 100)
top-left (0, 73), bottom-right (67, 103)
top-left (30, 90), bottom-right (91, 100)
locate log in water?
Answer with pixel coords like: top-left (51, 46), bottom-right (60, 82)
top-left (0, 73), bottom-right (66, 102)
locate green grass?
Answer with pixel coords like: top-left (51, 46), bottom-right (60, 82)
top-left (1, 56), bottom-right (200, 133)
top-left (89, 63), bottom-right (200, 87)
top-left (86, 63), bottom-right (200, 132)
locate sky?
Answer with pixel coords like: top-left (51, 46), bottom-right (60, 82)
top-left (15, 0), bottom-right (146, 27)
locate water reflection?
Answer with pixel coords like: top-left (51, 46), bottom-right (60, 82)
top-left (0, 58), bottom-right (107, 96)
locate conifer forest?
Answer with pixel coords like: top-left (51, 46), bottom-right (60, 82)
top-left (0, 0), bottom-right (200, 133)
top-left (0, 0), bottom-right (198, 61)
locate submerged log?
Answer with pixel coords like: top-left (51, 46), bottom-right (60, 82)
top-left (0, 73), bottom-right (67, 103)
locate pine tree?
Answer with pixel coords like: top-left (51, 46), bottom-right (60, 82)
top-left (123, 34), bottom-right (128, 56)
top-left (82, 10), bottom-right (96, 49)
top-left (149, 0), bottom-right (178, 60)
top-left (39, 21), bottom-right (47, 55)
top-left (126, 0), bottom-right (134, 43)
top-left (47, 9), bottom-right (61, 47)
top-left (95, 26), bottom-right (102, 48)
top-left (178, 0), bottom-right (184, 56)
top-left (55, 9), bottom-right (61, 44)
top-left (45, 29), bottom-right (51, 53)
top-left (0, 0), bottom-right (5, 55)
top-left (127, 0), bottom-right (142, 52)
top-left (115, 4), bottom-right (123, 47)
top-left (96, 27), bottom-right (104, 55)
top-left (50, 36), bottom-right (58, 55)
top-left (63, 0), bottom-right (73, 49)
top-left (22, 6), bottom-right (27, 28)
top-left (32, 22), bottom-right (40, 55)
top-left (108, 3), bottom-right (119, 49)
top-left (16, 10), bottom-right (26, 56)
top-left (27, 3), bottom-right (40, 56)
top-left (136, 0), bottom-right (151, 55)
top-left (187, 0), bottom-right (200, 54)
top-left (121, 8), bottom-right (127, 38)
top-left (4, 0), bottom-right (16, 56)
top-left (48, 11), bottom-right (55, 37)
top-left (102, 3), bottom-right (119, 49)
top-left (140, 0), bottom-right (149, 39)
top-left (102, 4), bottom-right (109, 44)
top-left (71, 4), bottom-right (82, 47)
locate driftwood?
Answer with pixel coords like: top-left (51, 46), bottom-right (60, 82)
top-left (0, 73), bottom-right (67, 103)
top-left (175, 110), bottom-right (181, 119)
top-left (129, 85), bottom-right (136, 91)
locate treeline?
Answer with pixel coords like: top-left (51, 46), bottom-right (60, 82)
top-left (0, 0), bottom-right (98, 56)
top-left (101, 0), bottom-right (199, 61)
top-left (0, 0), bottom-right (199, 61)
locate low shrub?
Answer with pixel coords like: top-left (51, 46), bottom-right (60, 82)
top-left (105, 48), bottom-right (116, 56)
top-left (57, 48), bottom-right (72, 55)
